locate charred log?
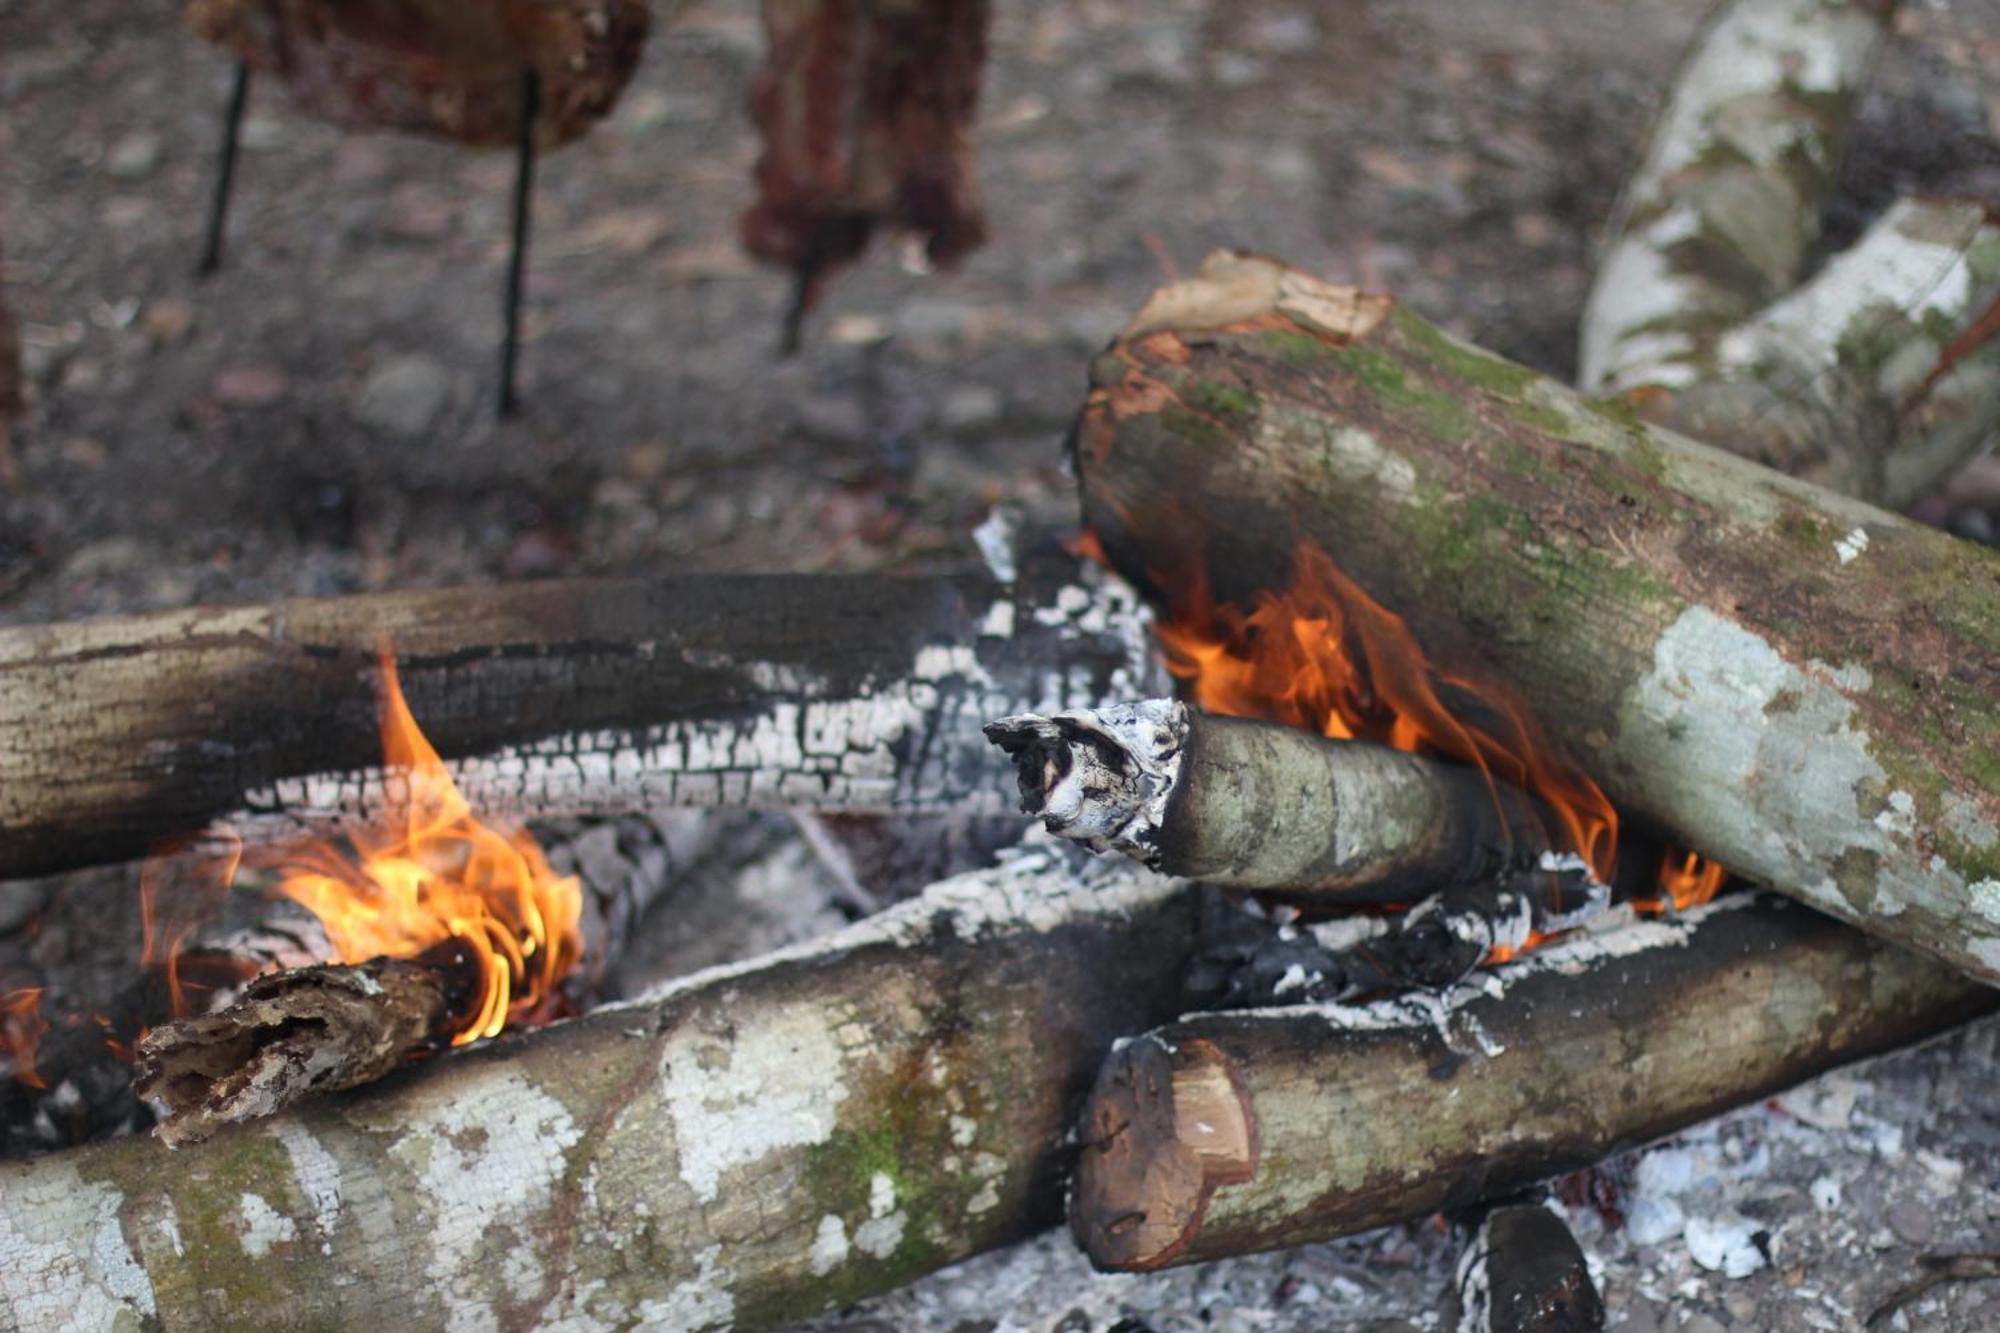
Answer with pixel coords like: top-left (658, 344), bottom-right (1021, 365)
top-left (986, 700), bottom-right (1548, 902)
top-left (1071, 896), bottom-right (1998, 1272)
top-left (133, 948), bottom-right (467, 1148)
top-left (0, 562), bottom-right (1155, 881)
top-left (1075, 250), bottom-right (2000, 985)
top-left (1447, 1201), bottom-right (1605, 1333)
top-left (0, 847), bottom-right (1201, 1330)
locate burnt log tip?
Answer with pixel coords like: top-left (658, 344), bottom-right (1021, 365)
top-left (1121, 249), bottom-right (1395, 345)
top-left (1071, 1034), bottom-right (1257, 1272)
top-left (984, 702), bottom-right (1184, 862)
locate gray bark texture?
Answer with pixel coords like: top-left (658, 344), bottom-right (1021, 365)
top-left (0, 560), bottom-right (1156, 881)
top-left (1070, 897), bottom-right (1998, 1272)
top-left (1577, 0), bottom-right (2000, 506)
top-left (0, 847), bottom-right (1201, 1332)
top-left (1074, 250), bottom-right (2000, 984)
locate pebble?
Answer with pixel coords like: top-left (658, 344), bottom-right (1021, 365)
top-left (212, 364), bottom-right (289, 407)
top-left (104, 131), bottom-right (161, 180)
top-left (1886, 1199), bottom-right (1936, 1246)
top-left (1679, 1315), bottom-right (1728, 1333)
top-left (894, 298), bottom-right (976, 345)
top-left (794, 393), bottom-right (870, 448)
top-left (352, 354), bottom-right (452, 436)
top-left (938, 384), bottom-right (1002, 434)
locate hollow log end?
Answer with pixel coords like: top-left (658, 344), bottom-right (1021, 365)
top-left (983, 714), bottom-right (1072, 814)
top-left (134, 960), bottom-right (448, 1148)
top-left (1071, 1035), bottom-right (1257, 1271)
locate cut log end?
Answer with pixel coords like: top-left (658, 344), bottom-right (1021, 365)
top-left (133, 951), bottom-right (464, 1147)
top-left (983, 700), bottom-right (1185, 863)
top-left (1071, 1035), bottom-right (1256, 1272)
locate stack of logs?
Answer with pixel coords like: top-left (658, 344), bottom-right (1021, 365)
top-left (2, 0), bottom-right (1998, 1328)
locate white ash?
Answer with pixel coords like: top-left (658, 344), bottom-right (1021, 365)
top-left (985, 700), bottom-right (1187, 864)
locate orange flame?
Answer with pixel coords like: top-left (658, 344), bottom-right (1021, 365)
top-left (271, 650), bottom-right (583, 1044)
top-left (1, 988), bottom-right (48, 1089)
top-left (1153, 542), bottom-right (1620, 882)
top-left (1653, 849), bottom-right (1728, 913)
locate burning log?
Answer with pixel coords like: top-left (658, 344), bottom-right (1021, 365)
top-left (0, 562), bottom-right (1155, 881)
top-left (1070, 896), bottom-right (1999, 1272)
top-left (0, 847), bottom-right (1200, 1331)
top-left (1578, 0), bottom-right (1999, 506)
top-left (133, 950), bottom-right (463, 1148)
top-left (985, 699), bottom-right (1545, 902)
top-left (741, 0), bottom-right (992, 344)
top-left (1074, 250), bottom-right (2000, 985)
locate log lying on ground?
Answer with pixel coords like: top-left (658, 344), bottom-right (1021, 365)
top-left (1625, 196), bottom-right (2000, 509)
top-left (1075, 251), bottom-right (2000, 984)
top-left (1071, 896), bottom-right (1999, 1271)
top-left (0, 845), bottom-right (1201, 1331)
top-left (1578, 0), bottom-right (1892, 398)
top-left (985, 699), bottom-right (1546, 902)
top-left (0, 559), bottom-right (1155, 881)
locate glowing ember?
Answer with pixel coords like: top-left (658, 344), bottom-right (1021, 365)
top-left (1655, 849), bottom-right (1728, 912)
top-left (272, 650), bottom-right (583, 1044)
top-left (1, 988), bottom-right (47, 1089)
top-left (1153, 542), bottom-right (1619, 882)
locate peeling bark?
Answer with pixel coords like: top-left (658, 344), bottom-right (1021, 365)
top-left (0, 846), bottom-right (1201, 1331)
top-left (986, 700), bottom-right (1546, 901)
top-left (0, 564), bottom-right (1157, 881)
top-left (1075, 250), bottom-right (2000, 984)
top-left (1071, 897), bottom-right (1998, 1272)
top-left (1578, 0), bottom-right (1894, 396)
top-left (133, 950), bottom-right (461, 1148)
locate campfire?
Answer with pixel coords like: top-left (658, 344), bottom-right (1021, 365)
top-left (2, 0), bottom-right (1997, 1329)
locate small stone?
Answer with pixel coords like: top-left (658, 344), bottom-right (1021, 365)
top-left (1680, 1316), bottom-right (1728, 1333)
top-left (939, 384), bottom-right (1003, 434)
top-left (212, 365), bottom-right (289, 407)
top-left (795, 393), bottom-right (870, 448)
top-left (893, 298), bottom-right (976, 345)
top-left (1246, 11), bottom-right (1320, 55)
top-left (142, 299), bottom-right (195, 343)
top-left (104, 131), bottom-right (161, 180)
top-left (1886, 1199), bottom-right (1936, 1246)
top-left (353, 355), bottom-right (453, 436)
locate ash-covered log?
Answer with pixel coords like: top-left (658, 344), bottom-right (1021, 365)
top-left (985, 699), bottom-right (1546, 902)
top-left (0, 845), bottom-right (1201, 1330)
top-left (1075, 249), bottom-right (2000, 985)
top-left (1070, 896), bottom-right (1998, 1273)
top-left (0, 560), bottom-right (1155, 881)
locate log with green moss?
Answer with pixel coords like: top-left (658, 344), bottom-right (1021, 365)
top-left (1071, 897), bottom-right (1998, 1272)
top-left (1074, 250), bottom-right (2000, 984)
top-left (1577, 0), bottom-right (2000, 506)
top-left (1578, 0), bottom-right (1894, 398)
top-left (0, 847), bottom-right (1199, 1331)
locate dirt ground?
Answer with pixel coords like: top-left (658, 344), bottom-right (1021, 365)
top-left (3, 0), bottom-right (1999, 1330)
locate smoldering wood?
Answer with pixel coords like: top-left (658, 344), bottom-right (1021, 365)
top-left (0, 562), bottom-right (1155, 881)
top-left (1578, 0), bottom-right (1892, 398)
top-left (986, 699), bottom-right (1548, 902)
top-left (1070, 896), bottom-right (2000, 1273)
top-left (1447, 1202), bottom-right (1605, 1333)
top-left (133, 949), bottom-right (465, 1148)
top-left (0, 847), bottom-right (1202, 1331)
top-left (1074, 250), bottom-right (2000, 985)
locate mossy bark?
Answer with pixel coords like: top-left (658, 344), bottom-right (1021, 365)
top-left (1578, 0), bottom-right (1893, 396)
top-left (1075, 251), bottom-right (2000, 985)
top-left (1072, 897), bottom-right (1997, 1271)
top-left (0, 849), bottom-right (1200, 1332)
top-left (0, 562), bottom-right (1155, 881)
top-left (1634, 197), bottom-right (2000, 509)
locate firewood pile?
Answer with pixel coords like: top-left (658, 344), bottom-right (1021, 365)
top-left (2, 1), bottom-right (1998, 1330)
